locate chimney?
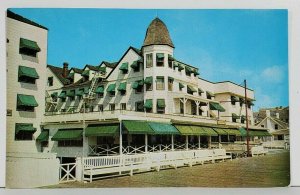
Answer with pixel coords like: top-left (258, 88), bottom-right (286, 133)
top-left (276, 112), bottom-right (280, 119)
top-left (266, 110), bottom-right (271, 117)
top-left (62, 62), bottom-right (68, 78)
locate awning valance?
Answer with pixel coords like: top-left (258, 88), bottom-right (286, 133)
top-left (122, 121), bottom-right (154, 134)
top-left (213, 128), bottom-right (228, 135)
top-left (149, 122), bottom-right (180, 135)
top-left (118, 82), bottom-right (127, 91)
top-left (85, 124), bottom-right (119, 137)
top-left (178, 64), bottom-right (185, 71)
top-left (107, 83), bottom-right (116, 92)
top-left (95, 86), bottom-right (104, 94)
top-left (20, 38), bottom-right (41, 52)
top-left (15, 123), bottom-right (36, 134)
top-left (119, 62), bottom-right (128, 71)
top-left (231, 96), bottom-right (239, 102)
top-left (144, 76), bottom-right (153, 84)
top-left (58, 91), bottom-right (66, 98)
top-left (17, 94), bottom-right (38, 107)
top-left (157, 99), bottom-right (166, 108)
top-left (209, 102), bottom-right (225, 112)
top-left (144, 99), bottom-right (153, 109)
top-left (36, 131), bottom-right (49, 142)
top-left (51, 129), bottom-right (83, 141)
top-left (18, 66), bottom-right (39, 79)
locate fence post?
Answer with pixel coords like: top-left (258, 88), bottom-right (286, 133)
top-left (76, 157), bottom-right (83, 182)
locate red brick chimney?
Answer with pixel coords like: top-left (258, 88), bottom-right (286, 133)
top-left (62, 62), bottom-right (68, 78)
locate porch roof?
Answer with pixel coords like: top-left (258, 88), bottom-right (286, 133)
top-left (51, 129), bottom-right (83, 141)
top-left (123, 120), bottom-right (154, 134)
top-left (149, 122), bottom-right (180, 135)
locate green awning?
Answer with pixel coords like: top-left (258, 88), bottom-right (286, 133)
top-left (36, 131), bottom-right (49, 142)
top-left (15, 123), bottom-right (36, 134)
top-left (168, 77), bottom-right (174, 82)
top-left (207, 91), bottom-right (215, 97)
top-left (58, 91), bottom-right (66, 98)
top-left (201, 126), bottom-right (218, 136)
top-left (18, 66), bottom-right (39, 79)
top-left (175, 125), bottom-right (194, 135)
top-left (95, 86), bottom-right (104, 94)
top-left (99, 66), bottom-right (106, 73)
top-left (156, 53), bottom-right (164, 59)
top-left (187, 85), bottom-right (197, 93)
top-left (198, 88), bottom-right (204, 93)
top-left (20, 38), bottom-right (40, 52)
top-left (17, 94), bottom-right (38, 107)
top-left (193, 69), bottom-right (199, 76)
top-left (107, 83), bottom-right (116, 92)
top-left (118, 82), bottom-right (127, 91)
top-left (51, 129), bottom-right (83, 141)
top-left (190, 126), bottom-right (208, 136)
top-left (239, 98), bottom-right (245, 104)
top-left (209, 102), bottom-right (225, 112)
top-left (232, 113), bottom-right (240, 120)
top-left (185, 66), bottom-right (193, 73)
top-left (67, 72), bottom-right (74, 78)
top-left (231, 96), bottom-right (239, 102)
top-left (179, 83), bottom-right (185, 89)
top-left (175, 125), bottom-right (215, 136)
top-left (168, 55), bottom-right (175, 61)
top-left (84, 88), bottom-right (89, 94)
top-left (66, 90), bottom-right (75, 97)
top-left (144, 99), bottom-right (153, 109)
top-left (119, 62), bottom-right (128, 71)
top-left (123, 121), bottom-right (154, 134)
top-left (51, 92), bottom-right (58, 98)
top-left (130, 61), bottom-right (139, 69)
top-left (178, 64), bottom-right (185, 71)
top-left (239, 127), bottom-right (247, 137)
top-left (241, 115), bottom-right (246, 120)
top-left (81, 70), bottom-right (89, 76)
top-left (157, 99), bottom-right (166, 108)
top-left (76, 89), bottom-right (84, 96)
top-left (248, 101), bottom-right (254, 106)
top-left (149, 122), bottom-right (180, 135)
top-left (144, 76), bottom-right (153, 84)
top-left (213, 128), bottom-right (228, 135)
top-left (85, 124), bottom-right (119, 137)
top-left (132, 80), bottom-right (143, 89)
top-left (173, 62), bottom-right (179, 68)
top-left (249, 130), bottom-right (272, 137)
top-left (224, 128), bottom-right (241, 136)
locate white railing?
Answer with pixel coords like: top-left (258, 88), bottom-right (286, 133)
top-left (89, 145), bottom-right (120, 156)
top-left (59, 163), bottom-right (77, 183)
top-left (122, 145), bottom-right (145, 154)
top-left (148, 144), bottom-right (172, 152)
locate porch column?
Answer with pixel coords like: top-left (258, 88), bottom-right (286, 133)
top-left (186, 135), bottom-right (189, 150)
top-left (180, 98), bottom-right (188, 116)
top-left (219, 135), bottom-right (221, 148)
top-left (119, 121), bottom-right (123, 155)
top-left (207, 102), bottom-right (210, 117)
top-left (195, 101), bottom-right (200, 116)
top-left (208, 136), bottom-right (211, 149)
top-left (145, 134), bottom-right (148, 153)
top-left (198, 135), bottom-right (201, 149)
top-left (171, 134), bottom-right (174, 151)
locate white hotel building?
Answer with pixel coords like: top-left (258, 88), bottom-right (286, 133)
top-left (6, 11), bottom-right (270, 187)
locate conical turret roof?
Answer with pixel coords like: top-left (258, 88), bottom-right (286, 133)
top-left (143, 17), bottom-right (174, 48)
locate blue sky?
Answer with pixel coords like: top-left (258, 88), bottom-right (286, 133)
top-left (10, 9), bottom-right (288, 111)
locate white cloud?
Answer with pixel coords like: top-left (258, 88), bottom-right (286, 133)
top-left (261, 65), bottom-right (285, 83)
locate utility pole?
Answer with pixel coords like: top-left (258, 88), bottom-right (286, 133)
top-left (244, 80), bottom-right (250, 157)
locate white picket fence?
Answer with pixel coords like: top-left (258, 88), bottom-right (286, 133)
top-left (82, 149), bottom-right (232, 182)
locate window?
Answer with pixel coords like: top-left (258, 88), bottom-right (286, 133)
top-left (232, 118), bottom-right (237, 123)
top-left (133, 63), bottom-right (140, 72)
top-left (241, 117), bottom-right (245, 124)
top-left (18, 76), bottom-right (36, 84)
top-left (247, 102), bottom-right (251, 109)
top-left (156, 53), bottom-right (164, 67)
top-left (19, 48), bottom-right (37, 57)
top-left (98, 104), bottom-right (103, 112)
top-left (168, 55), bottom-right (173, 68)
top-left (156, 76), bottom-right (165, 90)
top-left (136, 85), bottom-right (143, 93)
top-left (231, 96), bottom-right (237, 105)
top-left (98, 93), bottom-right (103, 98)
top-left (48, 77), bottom-right (53, 86)
top-left (7, 109), bottom-right (12, 116)
top-left (121, 103), bottom-right (126, 110)
top-left (157, 107), bottom-right (165, 114)
top-left (146, 83), bottom-right (152, 91)
top-left (17, 105), bottom-right (34, 112)
top-left (61, 98), bottom-right (66, 103)
top-left (277, 135), bottom-right (284, 140)
top-left (58, 140), bottom-right (83, 147)
top-left (146, 53), bottom-right (153, 68)
top-left (275, 124), bottom-right (279, 130)
top-left (109, 104), bottom-right (115, 111)
top-left (261, 125), bottom-right (264, 128)
top-left (135, 101), bottom-right (144, 112)
top-left (168, 77), bottom-right (173, 91)
top-left (120, 90), bottom-right (126, 96)
top-left (15, 131), bottom-right (33, 140)
top-left (110, 91), bottom-right (115, 97)
top-left (157, 99), bottom-right (165, 114)
top-left (69, 96), bottom-right (74, 101)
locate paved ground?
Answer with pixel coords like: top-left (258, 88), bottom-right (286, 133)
top-left (46, 150), bottom-right (290, 188)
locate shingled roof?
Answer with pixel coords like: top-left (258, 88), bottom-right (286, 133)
top-left (102, 61), bottom-right (118, 68)
top-left (71, 67), bottom-right (83, 74)
top-left (47, 65), bottom-right (70, 85)
top-left (143, 17), bottom-right (174, 48)
top-left (62, 78), bottom-right (91, 89)
top-left (85, 64), bottom-right (99, 71)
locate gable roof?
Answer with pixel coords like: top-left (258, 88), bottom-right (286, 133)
top-left (85, 64), bottom-right (99, 71)
top-left (70, 67), bottom-right (83, 74)
top-left (7, 10), bottom-right (48, 30)
top-left (256, 116), bottom-right (289, 129)
top-left (47, 65), bottom-right (70, 85)
top-left (102, 61), bottom-right (118, 68)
